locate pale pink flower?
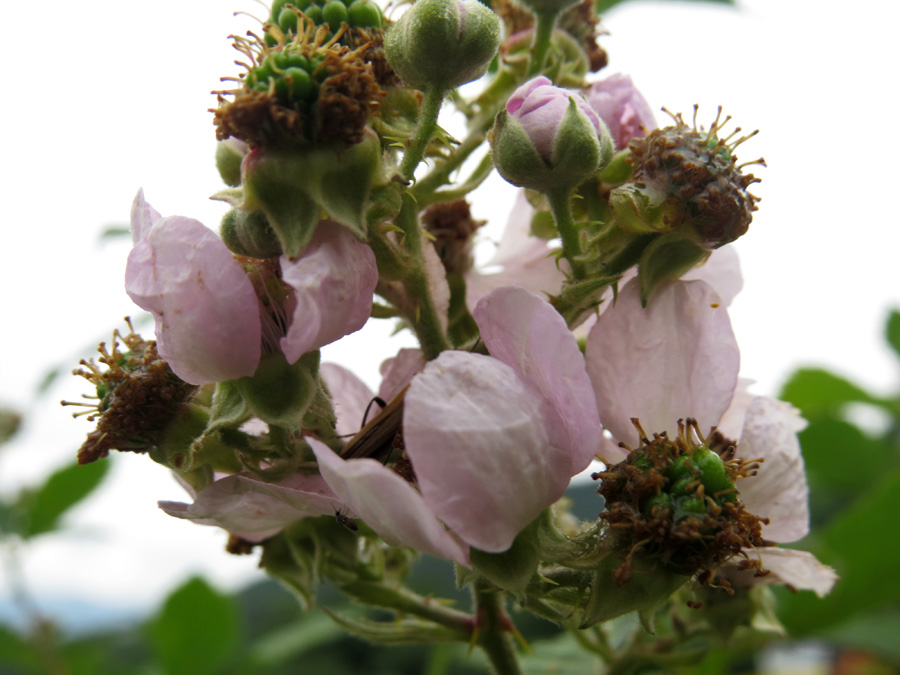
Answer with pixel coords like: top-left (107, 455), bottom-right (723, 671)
top-left (585, 74), bottom-right (656, 150)
top-left (126, 191), bottom-right (377, 385)
top-left (585, 278), bottom-right (836, 595)
top-left (314, 285), bottom-right (602, 558)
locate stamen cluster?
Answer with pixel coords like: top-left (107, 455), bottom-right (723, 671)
top-left (63, 321), bottom-right (195, 465)
top-left (594, 418), bottom-right (771, 585)
top-left (628, 107), bottom-right (764, 248)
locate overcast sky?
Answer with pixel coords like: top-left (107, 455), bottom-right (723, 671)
top-left (1, 0), bottom-right (898, 620)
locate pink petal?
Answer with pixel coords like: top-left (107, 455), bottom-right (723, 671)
top-left (738, 548), bottom-right (838, 597)
top-left (320, 363), bottom-right (375, 438)
top-left (125, 212), bottom-right (262, 385)
top-left (404, 351), bottom-right (571, 553)
top-left (473, 285), bottom-right (601, 474)
top-left (734, 397), bottom-right (810, 543)
top-left (682, 245), bottom-right (743, 307)
top-left (130, 189), bottom-right (161, 243)
top-left (506, 76), bottom-right (552, 115)
top-left (378, 348), bottom-right (424, 402)
top-left (586, 279), bottom-right (739, 446)
top-left (423, 239), bottom-right (450, 332)
top-left (158, 473), bottom-right (346, 542)
top-left (585, 74), bottom-right (656, 150)
top-left (280, 222), bottom-right (378, 362)
top-left (310, 439), bottom-right (470, 565)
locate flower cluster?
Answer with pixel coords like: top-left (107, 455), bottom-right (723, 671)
top-left (67, 0), bottom-right (835, 662)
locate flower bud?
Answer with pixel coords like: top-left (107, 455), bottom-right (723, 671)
top-left (220, 209), bottom-right (283, 259)
top-left (490, 76), bottom-right (614, 192)
top-left (384, 0), bottom-right (501, 91)
top-left (215, 138), bottom-right (248, 187)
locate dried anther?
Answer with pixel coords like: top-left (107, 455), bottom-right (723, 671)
top-left (596, 418), bottom-right (770, 585)
top-left (63, 320), bottom-right (196, 465)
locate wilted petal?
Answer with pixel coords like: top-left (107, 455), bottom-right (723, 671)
top-left (125, 211), bottom-right (262, 385)
top-left (473, 285), bottom-right (601, 474)
top-left (404, 351), bottom-right (571, 553)
top-left (734, 396), bottom-right (810, 543)
top-left (311, 439), bottom-right (470, 565)
top-left (320, 363), bottom-right (374, 437)
top-left (585, 74), bottom-right (656, 150)
top-left (158, 473), bottom-right (345, 542)
top-left (737, 548), bottom-right (838, 598)
top-left (586, 279), bottom-right (739, 446)
top-left (280, 222), bottom-right (378, 363)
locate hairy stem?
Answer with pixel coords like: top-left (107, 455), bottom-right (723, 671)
top-left (474, 579), bottom-right (522, 675)
top-left (547, 187), bottom-right (585, 279)
top-left (400, 86), bottom-right (446, 182)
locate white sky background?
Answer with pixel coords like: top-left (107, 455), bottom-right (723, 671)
top-left (0, 0), bottom-right (898, 622)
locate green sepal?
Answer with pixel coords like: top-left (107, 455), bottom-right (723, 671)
top-left (579, 554), bottom-right (686, 628)
top-left (215, 139), bottom-right (246, 187)
top-left (233, 351), bottom-right (320, 429)
top-left (470, 519), bottom-right (542, 598)
top-left (490, 110), bottom-right (551, 191)
top-left (596, 148), bottom-right (634, 185)
top-left (637, 235), bottom-right (709, 306)
top-left (207, 380), bottom-right (252, 433)
top-left (260, 531), bottom-right (317, 610)
top-left (552, 96), bottom-right (610, 178)
top-left (608, 182), bottom-right (668, 235)
top-left (319, 606), bottom-right (466, 645)
top-left (148, 402), bottom-right (211, 473)
top-left (530, 209), bottom-right (556, 240)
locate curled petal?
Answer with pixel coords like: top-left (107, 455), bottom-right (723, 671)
top-left (158, 473), bottom-right (345, 542)
top-left (125, 211), bottom-right (262, 385)
top-left (280, 222), bottom-right (378, 363)
top-left (737, 548), bottom-right (838, 598)
top-left (473, 285), bottom-right (601, 474)
top-left (735, 397), bottom-right (810, 543)
top-left (586, 279), bottom-right (739, 446)
top-left (320, 363), bottom-right (374, 437)
top-left (404, 351), bottom-right (571, 553)
top-left (310, 439), bottom-right (470, 565)
top-left (378, 348), bottom-right (424, 402)
top-left (130, 189), bottom-right (161, 243)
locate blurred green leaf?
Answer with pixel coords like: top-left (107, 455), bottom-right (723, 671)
top-left (780, 368), bottom-right (886, 418)
top-left (885, 309), bottom-right (900, 361)
top-left (0, 624), bottom-right (41, 672)
top-left (0, 407), bottom-right (21, 447)
top-left (778, 470), bottom-right (900, 633)
top-left (17, 459), bottom-right (109, 539)
top-left (150, 577), bottom-right (240, 675)
top-left (519, 632), bottom-right (602, 674)
top-left (98, 225), bottom-right (130, 240)
top-left (596, 0), bottom-right (735, 14)
top-left (821, 608), bottom-right (900, 665)
top-left (800, 419), bottom-right (897, 492)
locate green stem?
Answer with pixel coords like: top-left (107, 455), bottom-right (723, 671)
top-left (413, 129), bottom-right (485, 199)
top-left (400, 86), bottom-right (446, 182)
top-left (547, 187), bottom-right (585, 279)
top-left (527, 11), bottom-right (558, 77)
top-left (417, 151), bottom-right (495, 207)
top-left (474, 579), bottom-right (522, 675)
top-left (396, 192), bottom-right (452, 359)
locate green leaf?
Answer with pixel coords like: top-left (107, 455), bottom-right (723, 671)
top-left (0, 624), bottom-right (41, 672)
top-left (319, 606), bottom-right (465, 645)
top-left (799, 419), bottom-right (897, 494)
top-left (779, 367), bottom-right (884, 417)
top-left (777, 470), bottom-right (900, 633)
top-left (518, 632), bottom-right (602, 674)
top-left (821, 608), bottom-right (900, 665)
top-left (885, 309), bottom-right (900, 361)
top-left (17, 459), bottom-right (109, 539)
top-left (596, 0), bottom-right (735, 13)
top-left (149, 577), bottom-right (240, 675)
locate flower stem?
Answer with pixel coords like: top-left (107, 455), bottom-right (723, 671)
top-left (400, 86), bottom-right (446, 182)
top-left (527, 11), bottom-right (558, 78)
top-left (474, 579), bottom-right (522, 675)
top-left (396, 192), bottom-right (451, 359)
top-left (547, 187), bottom-right (586, 279)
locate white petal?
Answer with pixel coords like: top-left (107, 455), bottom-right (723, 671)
top-left (736, 396), bottom-right (810, 543)
top-left (320, 363), bottom-right (375, 438)
top-left (739, 548), bottom-right (838, 598)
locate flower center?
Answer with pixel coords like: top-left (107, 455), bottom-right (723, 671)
top-left (593, 417), bottom-right (771, 588)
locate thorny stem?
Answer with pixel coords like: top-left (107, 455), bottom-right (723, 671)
top-left (396, 192), bottom-right (452, 359)
top-left (527, 11), bottom-right (558, 77)
top-left (473, 579), bottom-right (522, 675)
top-left (400, 86), bottom-right (446, 182)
